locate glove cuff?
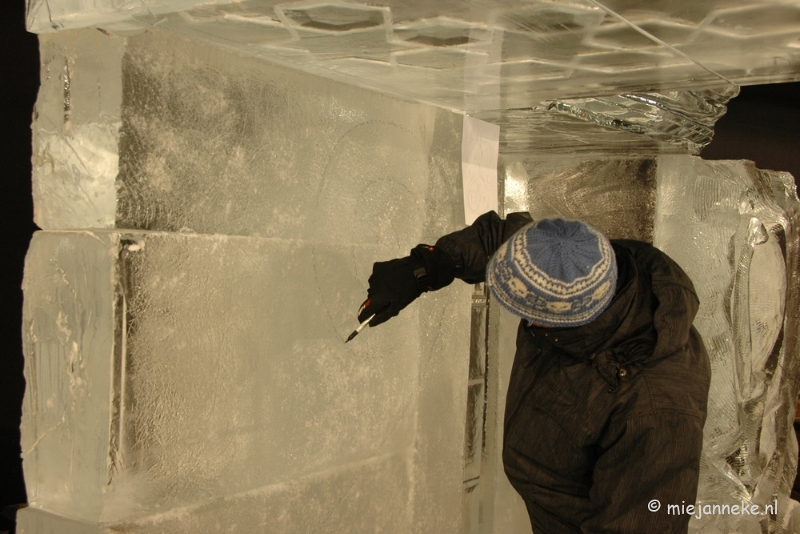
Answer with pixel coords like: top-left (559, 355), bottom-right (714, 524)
top-left (409, 245), bottom-right (457, 292)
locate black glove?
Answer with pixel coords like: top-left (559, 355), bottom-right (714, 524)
top-left (358, 245), bottom-right (456, 327)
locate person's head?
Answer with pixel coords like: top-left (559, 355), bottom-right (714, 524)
top-left (486, 218), bottom-right (617, 328)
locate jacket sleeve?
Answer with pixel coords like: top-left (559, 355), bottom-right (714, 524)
top-left (434, 211), bottom-right (533, 284)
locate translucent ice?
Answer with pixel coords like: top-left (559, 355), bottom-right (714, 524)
top-left (32, 28), bottom-right (463, 239)
top-left (502, 156), bottom-right (657, 241)
top-left (24, 25), bottom-right (477, 531)
top-left (27, 0), bottom-right (800, 112)
top-left (21, 229), bottom-right (472, 529)
top-left (32, 29), bottom-right (123, 229)
top-left (654, 156), bottom-right (800, 532)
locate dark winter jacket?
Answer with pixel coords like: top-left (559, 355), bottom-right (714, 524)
top-left (436, 211), bottom-right (711, 534)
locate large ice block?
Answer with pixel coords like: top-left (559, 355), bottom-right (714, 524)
top-left (26, 0), bottom-right (800, 112)
top-left (32, 27), bottom-right (463, 236)
top-left (654, 156), bottom-right (800, 532)
top-left (21, 453), bottom-right (412, 533)
top-left (21, 229), bottom-right (472, 530)
top-left (31, 29), bottom-right (124, 229)
top-left (24, 26), bottom-right (475, 529)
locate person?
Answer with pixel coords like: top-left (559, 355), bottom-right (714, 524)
top-left (358, 210), bottom-right (710, 534)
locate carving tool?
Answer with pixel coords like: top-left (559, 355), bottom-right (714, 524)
top-left (346, 313), bottom-right (375, 343)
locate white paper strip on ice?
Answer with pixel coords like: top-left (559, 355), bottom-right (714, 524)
top-left (462, 116), bottom-right (500, 225)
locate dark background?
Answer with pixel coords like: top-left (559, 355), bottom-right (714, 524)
top-left (1, 1), bottom-right (798, 532)
top-left (1, 3), bottom-right (40, 533)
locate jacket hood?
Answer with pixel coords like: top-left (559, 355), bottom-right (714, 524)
top-left (644, 244), bottom-right (701, 361)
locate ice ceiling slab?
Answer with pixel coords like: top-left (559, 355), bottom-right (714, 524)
top-left (27, 0), bottom-right (800, 111)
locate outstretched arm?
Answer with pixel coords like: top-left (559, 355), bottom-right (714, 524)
top-left (358, 211), bottom-right (533, 325)
top-left (435, 211), bottom-right (532, 283)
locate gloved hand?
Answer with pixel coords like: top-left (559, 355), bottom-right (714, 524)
top-left (358, 245), bottom-right (456, 327)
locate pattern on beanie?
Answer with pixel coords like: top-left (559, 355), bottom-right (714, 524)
top-left (487, 219), bottom-right (617, 327)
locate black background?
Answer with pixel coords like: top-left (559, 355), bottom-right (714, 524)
top-left (1, 1), bottom-right (798, 531)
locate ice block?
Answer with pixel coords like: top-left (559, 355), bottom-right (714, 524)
top-left (32, 28), bottom-right (464, 238)
top-left (24, 25), bottom-right (476, 529)
top-left (21, 229), bottom-right (472, 530)
top-left (654, 156), bottom-right (800, 532)
top-left (502, 156), bottom-right (657, 242)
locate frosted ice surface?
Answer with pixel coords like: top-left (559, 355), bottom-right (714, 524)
top-left (25, 15), bottom-right (475, 533)
top-left (22, 229), bottom-right (472, 528)
top-left (653, 156), bottom-right (800, 533)
top-left (101, 453), bottom-right (414, 533)
top-left (482, 303), bottom-right (535, 534)
top-left (19, 453), bottom-right (412, 533)
top-left (32, 28), bottom-right (463, 240)
top-left (24, 31), bottom-right (471, 524)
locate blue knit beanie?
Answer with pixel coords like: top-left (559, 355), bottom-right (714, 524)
top-left (487, 219), bottom-right (617, 327)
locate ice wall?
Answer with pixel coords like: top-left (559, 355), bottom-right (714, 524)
top-left (21, 230), bottom-right (471, 530)
top-left (22, 23), bottom-right (476, 533)
top-left (502, 156), bottom-right (657, 241)
top-left (654, 156), bottom-right (800, 533)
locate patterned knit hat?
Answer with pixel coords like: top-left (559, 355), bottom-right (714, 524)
top-left (487, 219), bottom-right (617, 327)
